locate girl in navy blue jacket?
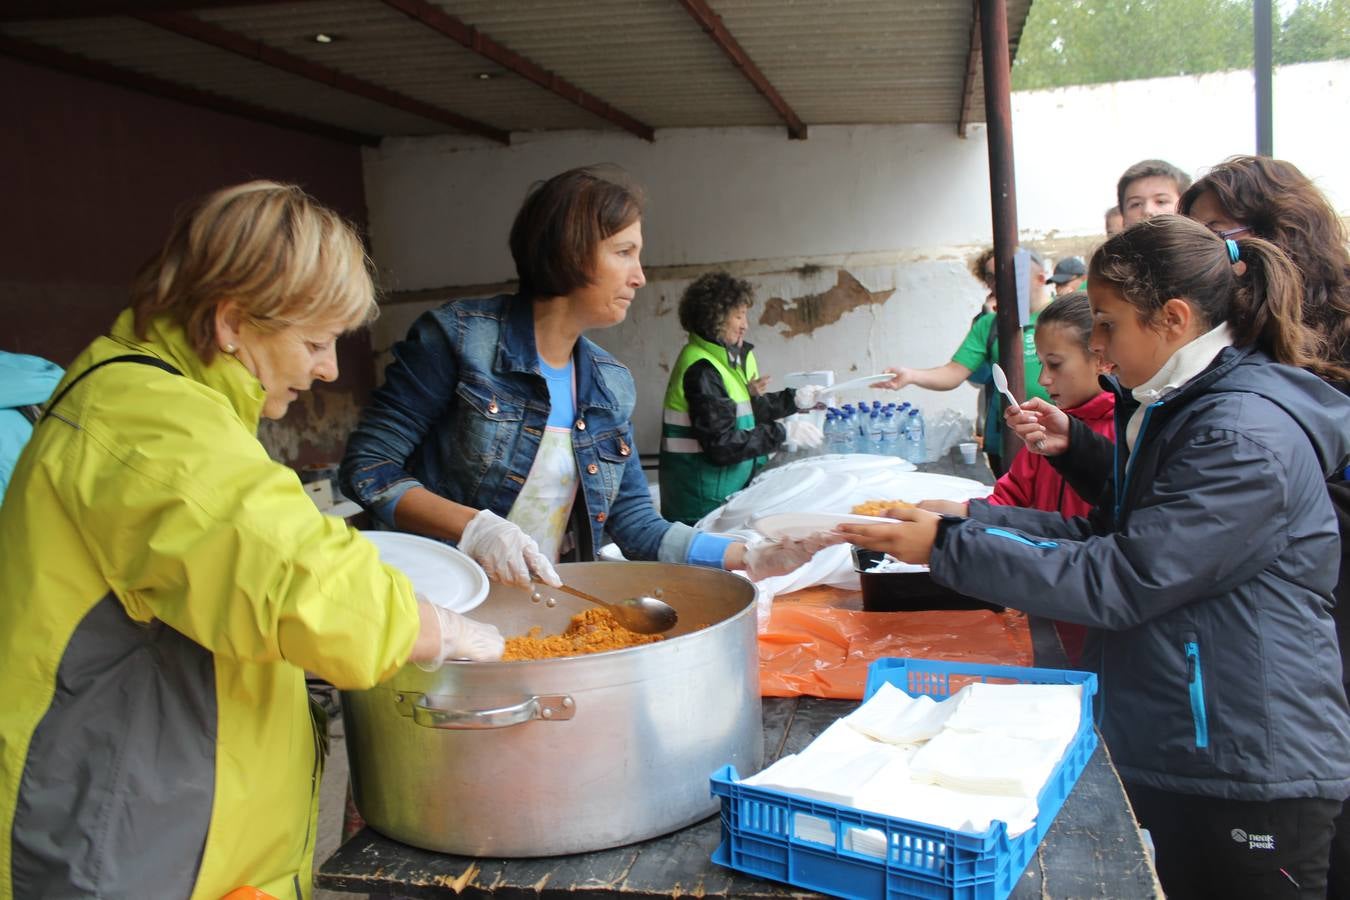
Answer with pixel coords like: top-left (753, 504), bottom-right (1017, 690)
top-left (842, 215), bottom-right (1350, 899)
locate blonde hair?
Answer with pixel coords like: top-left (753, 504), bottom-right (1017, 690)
top-left (130, 181), bottom-right (377, 360)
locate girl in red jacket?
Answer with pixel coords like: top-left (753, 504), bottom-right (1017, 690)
top-left (921, 291), bottom-right (1114, 663)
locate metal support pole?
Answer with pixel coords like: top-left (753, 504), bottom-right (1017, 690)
top-left (979, 0), bottom-right (1023, 465)
top-left (1254, 0), bottom-right (1273, 156)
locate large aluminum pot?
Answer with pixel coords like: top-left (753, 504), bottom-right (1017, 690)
top-left (342, 561), bottom-right (763, 857)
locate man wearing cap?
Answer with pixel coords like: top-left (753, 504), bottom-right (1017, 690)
top-left (1049, 256), bottom-right (1086, 297)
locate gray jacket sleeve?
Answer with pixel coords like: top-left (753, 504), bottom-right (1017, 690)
top-left (964, 498), bottom-right (1100, 540)
top-left (931, 429), bottom-right (1291, 631)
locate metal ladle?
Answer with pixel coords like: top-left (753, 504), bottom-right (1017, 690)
top-left (533, 581), bottom-right (679, 634)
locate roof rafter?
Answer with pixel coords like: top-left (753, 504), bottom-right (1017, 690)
top-left (673, 0), bottom-right (806, 140)
top-left (377, 0), bottom-right (654, 142)
top-left (0, 0), bottom-right (324, 21)
top-left (137, 10), bottom-right (511, 144)
top-left (0, 31), bottom-right (377, 145)
top-left (958, 0), bottom-right (981, 137)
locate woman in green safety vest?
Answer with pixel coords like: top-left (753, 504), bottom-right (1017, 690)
top-left (660, 272), bottom-right (826, 525)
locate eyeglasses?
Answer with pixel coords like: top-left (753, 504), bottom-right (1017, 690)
top-left (1212, 225), bottom-right (1250, 239)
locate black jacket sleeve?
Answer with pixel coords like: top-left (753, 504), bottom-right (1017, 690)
top-left (1047, 415), bottom-right (1115, 504)
top-left (752, 386), bottom-right (798, 422)
top-left (684, 360), bottom-right (788, 466)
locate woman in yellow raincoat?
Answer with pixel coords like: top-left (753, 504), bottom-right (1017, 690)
top-left (0, 182), bottom-right (501, 899)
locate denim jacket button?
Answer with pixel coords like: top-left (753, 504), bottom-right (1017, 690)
top-left (595, 512), bottom-right (607, 523)
top-left (618, 440), bottom-right (631, 456)
top-left (586, 463), bottom-right (599, 475)
top-left (487, 400), bottom-right (499, 415)
top-left (575, 418), bottom-right (586, 431)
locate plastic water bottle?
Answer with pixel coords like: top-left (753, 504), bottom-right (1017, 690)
top-left (904, 409), bottom-right (927, 463)
top-left (879, 410), bottom-right (901, 457)
top-left (867, 411), bottom-right (883, 454)
top-left (824, 412), bottom-right (848, 454)
top-left (832, 410), bottom-right (850, 453)
top-left (913, 406), bottom-right (928, 462)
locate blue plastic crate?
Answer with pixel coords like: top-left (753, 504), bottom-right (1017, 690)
top-left (710, 658), bottom-right (1098, 900)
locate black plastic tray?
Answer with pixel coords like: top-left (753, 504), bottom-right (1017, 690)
top-left (852, 547), bottom-right (1003, 613)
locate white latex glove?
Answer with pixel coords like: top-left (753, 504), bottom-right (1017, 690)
top-left (794, 384), bottom-right (828, 410)
top-left (416, 604), bottom-right (504, 669)
top-left (783, 418), bottom-right (824, 449)
top-left (743, 532), bottom-right (844, 581)
top-left (458, 509), bottom-right (562, 588)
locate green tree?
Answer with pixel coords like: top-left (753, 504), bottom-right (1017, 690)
top-left (1276, 0), bottom-right (1350, 64)
top-left (1013, 0), bottom-right (1348, 92)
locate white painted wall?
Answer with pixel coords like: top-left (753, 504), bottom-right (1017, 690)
top-left (363, 124), bottom-right (997, 291)
top-left (361, 59), bottom-right (1350, 456)
top-left (1011, 59), bottom-right (1350, 238)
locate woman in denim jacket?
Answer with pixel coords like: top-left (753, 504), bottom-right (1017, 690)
top-left (342, 167), bottom-right (830, 588)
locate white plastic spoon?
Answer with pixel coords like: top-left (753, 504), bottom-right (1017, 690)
top-left (992, 363), bottom-right (1047, 451)
top-left (990, 363), bottom-right (1022, 414)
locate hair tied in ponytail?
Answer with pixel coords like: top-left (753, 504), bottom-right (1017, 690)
top-left (1226, 238), bottom-right (1248, 276)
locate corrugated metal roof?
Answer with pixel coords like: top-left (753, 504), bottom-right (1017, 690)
top-left (4, 14), bottom-right (447, 135)
top-left (446, 0), bottom-right (782, 127)
top-left (1, 0), bottom-right (1033, 141)
top-left (193, 0), bottom-right (613, 132)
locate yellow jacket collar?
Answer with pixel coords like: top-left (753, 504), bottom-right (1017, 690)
top-left (108, 309), bottom-right (267, 430)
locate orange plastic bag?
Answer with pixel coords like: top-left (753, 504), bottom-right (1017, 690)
top-left (758, 606), bottom-right (1033, 699)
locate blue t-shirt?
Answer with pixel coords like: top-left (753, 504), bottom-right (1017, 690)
top-left (539, 357), bottom-right (576, 428)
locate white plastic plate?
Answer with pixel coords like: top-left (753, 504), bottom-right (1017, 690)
top-left (711, 467), bottom-right (827, 530)
top-left (361, 530), bottom-right (490, 614)
top-left (826, 373), bottom-right (894, 394)
top-left (751, 511), bottom-right (896, 541)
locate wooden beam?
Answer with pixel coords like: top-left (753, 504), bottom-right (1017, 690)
top-left (0, 0), bottom-right (320, 21)
top-left (957, 0), bottom-right (981, 137)
top-left (137, 11), bottom-right (511, 144)
top-left (376, 0), bottom-right (654, 142)
top-left (0, 32), bottom-right (378, 145)
top-left (674, 0), bottom-right (806, 140)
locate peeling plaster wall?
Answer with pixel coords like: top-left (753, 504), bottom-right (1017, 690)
top-left (364, 124), bottom-right (997, 454)
top-left (369, 253), bottom-right (989, 457)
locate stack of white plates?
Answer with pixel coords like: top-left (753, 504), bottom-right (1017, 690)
top-left (361, 530), bottom-right (489, 613)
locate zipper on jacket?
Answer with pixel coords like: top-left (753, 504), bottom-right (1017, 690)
top-left (1184, 638), bottom-right (1209, 749)
top-left (1115, 401), bottom-right (1162, 526)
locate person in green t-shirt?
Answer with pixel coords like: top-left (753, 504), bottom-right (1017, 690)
top-left (876, 249), bottom-right (1052, 476)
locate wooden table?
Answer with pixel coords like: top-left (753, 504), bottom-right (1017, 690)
top-left (318, 619), bottom-right (1159, 898)
top-left (317, 449), bottom-right (1161, 898)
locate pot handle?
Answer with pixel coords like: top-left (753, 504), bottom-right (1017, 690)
top-left (394, 692), bottom-right (575, 729)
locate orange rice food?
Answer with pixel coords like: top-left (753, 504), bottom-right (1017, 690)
top-left (851, 499), bottom-right (917, 517)
top-left (502, 607), bottom-right (663, 661)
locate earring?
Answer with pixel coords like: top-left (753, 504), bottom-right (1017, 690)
top-left (223, 343), bottom-right (237, 354)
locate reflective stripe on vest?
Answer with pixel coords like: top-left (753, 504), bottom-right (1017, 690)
top-left (659, 335), bottom-right (763, 523)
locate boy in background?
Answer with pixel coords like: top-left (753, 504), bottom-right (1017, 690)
top-left (1105, 205), bottom-right (1124, 236)
top-left (1117, 159), bottom-right (1190, 226)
